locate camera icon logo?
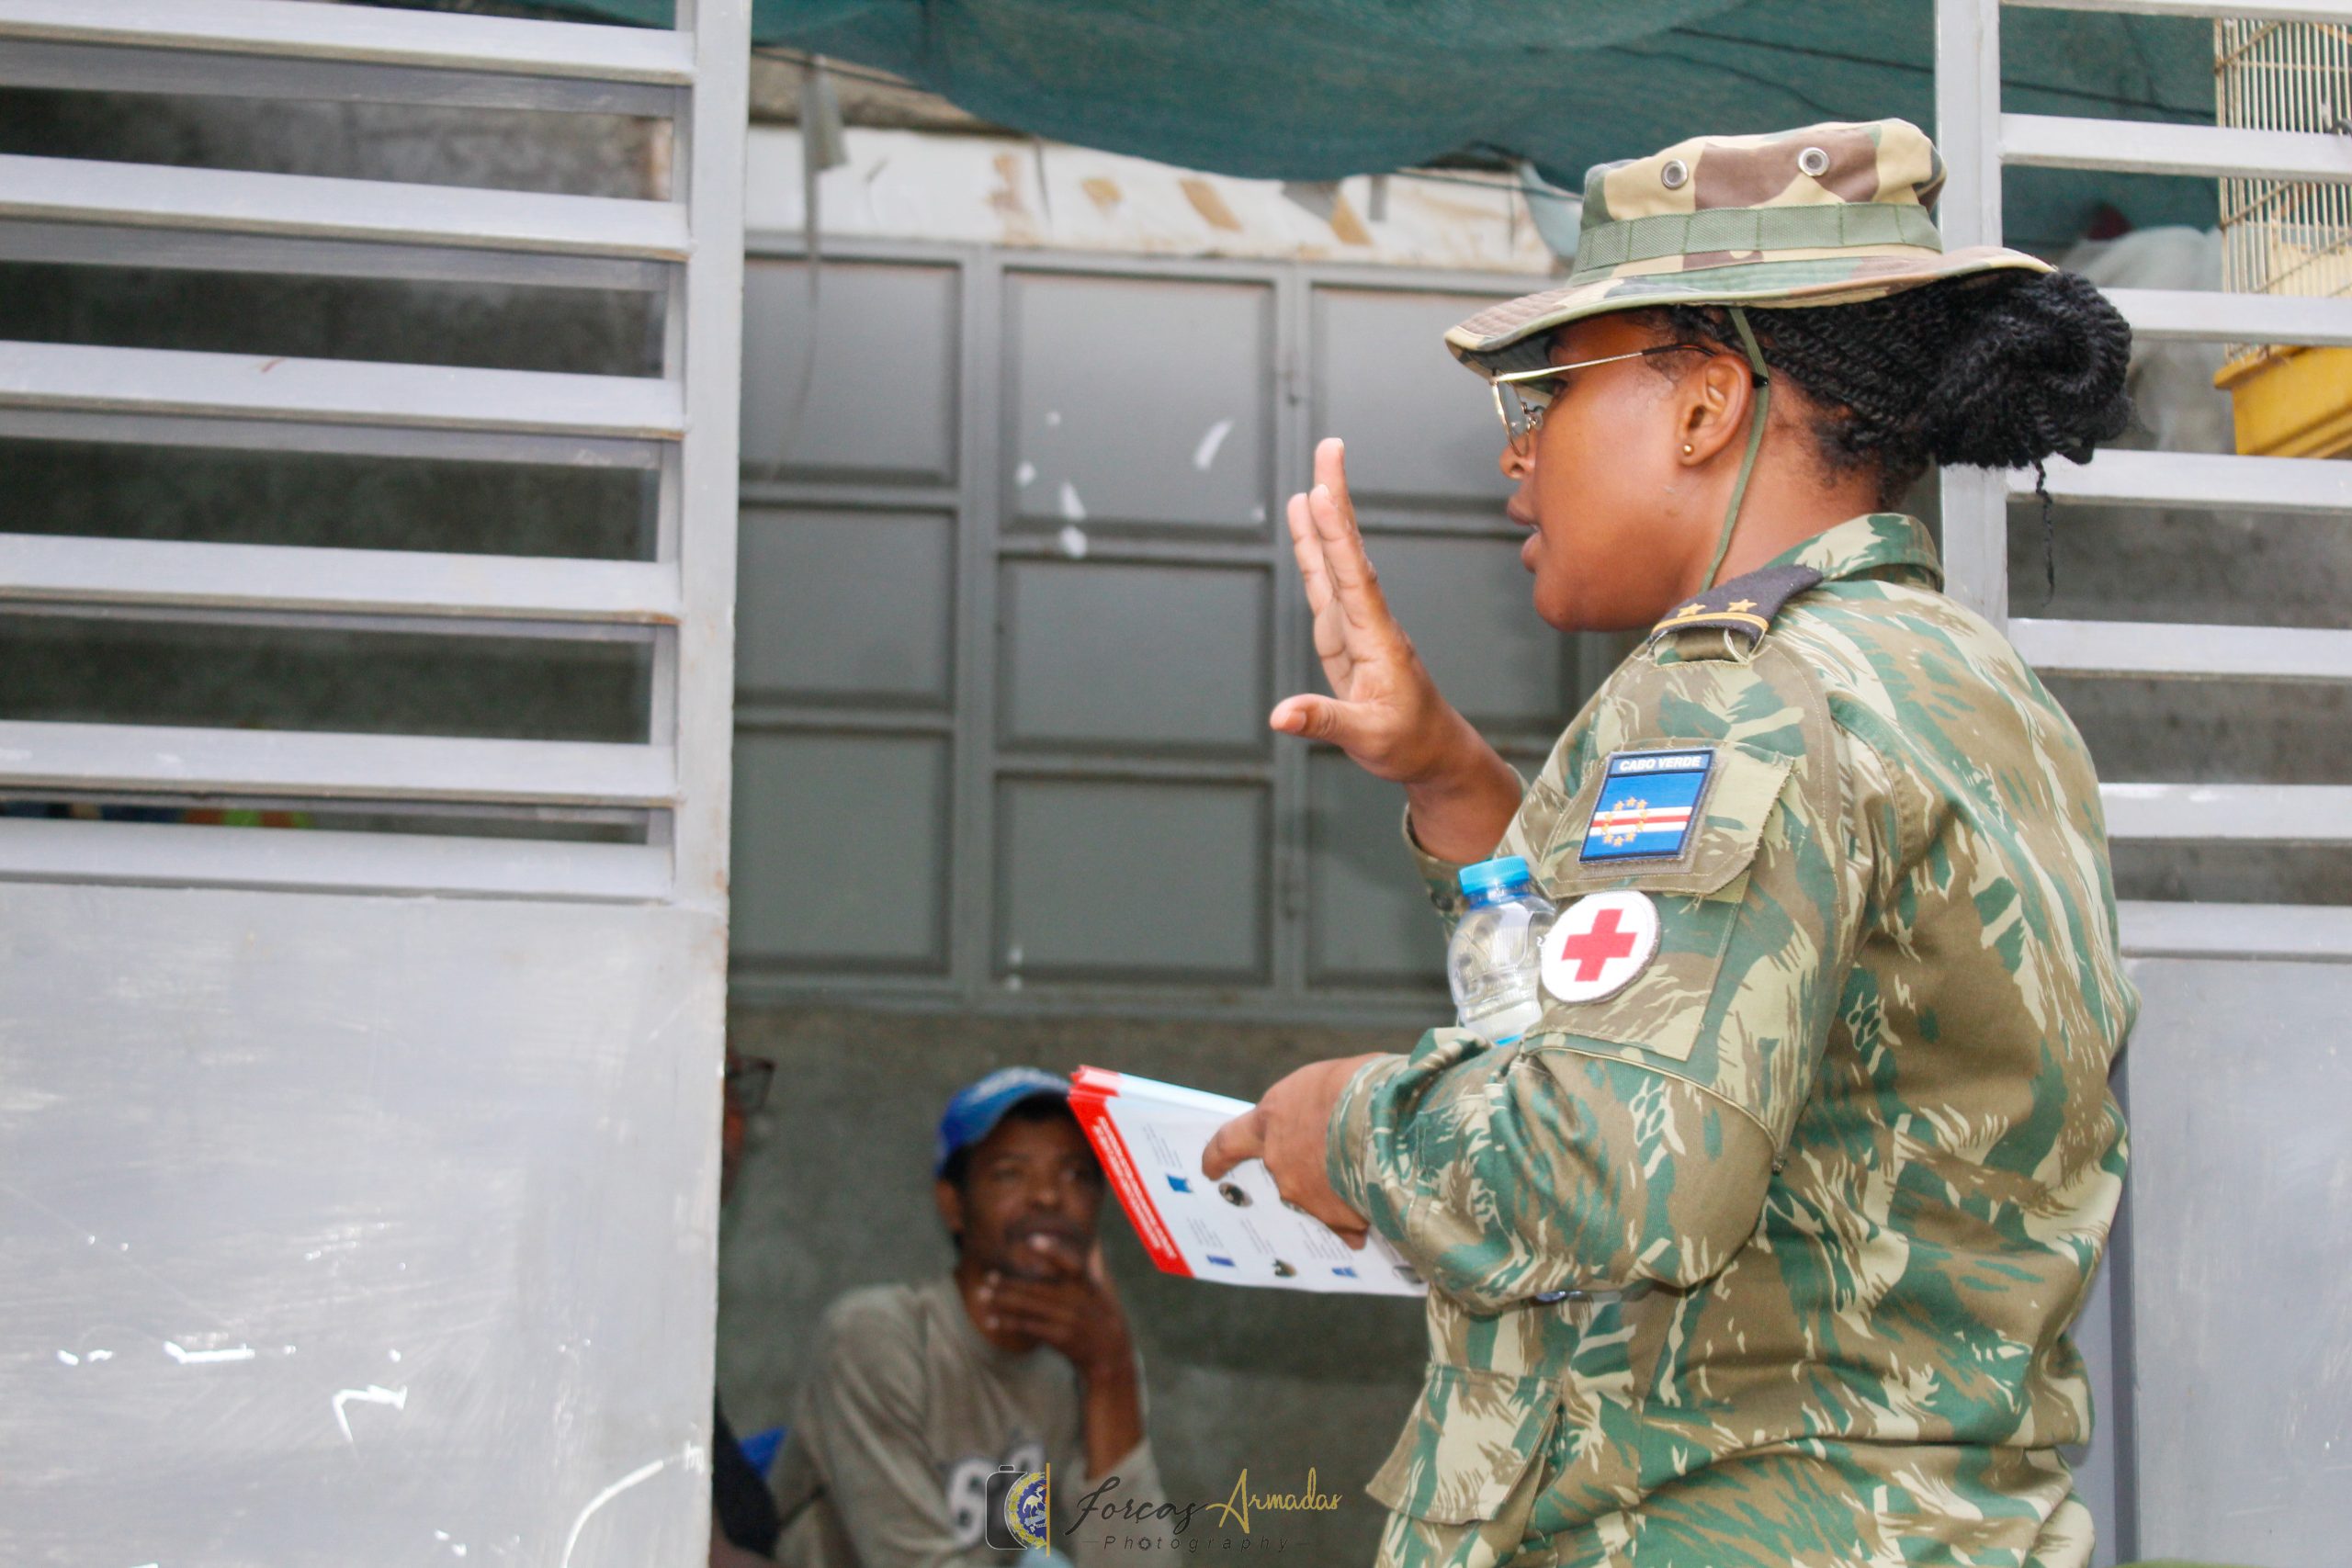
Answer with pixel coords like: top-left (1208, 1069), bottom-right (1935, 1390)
top-left (983, 1463), bottom-right (1051, 1551)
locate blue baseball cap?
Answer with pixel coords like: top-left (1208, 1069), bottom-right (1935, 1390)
top-left (933, 1066), bottom-right (1070, 1178)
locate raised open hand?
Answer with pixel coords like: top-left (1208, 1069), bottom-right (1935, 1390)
top-left (1272, 440), bottom-right (1521, 863)
top-left (1272, 438), bottom-right (1466, 784)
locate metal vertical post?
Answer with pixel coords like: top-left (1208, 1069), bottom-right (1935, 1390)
top-left (1936, 0), bottom-right (2011, 626)
top-left (670, 0), bottom-right (750, 914)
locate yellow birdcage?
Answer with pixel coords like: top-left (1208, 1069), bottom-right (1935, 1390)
top-left (2213, 18), bottom-right (2352, 457)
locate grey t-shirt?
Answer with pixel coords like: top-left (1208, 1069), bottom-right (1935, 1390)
top-left (772, 1275), bottom-right (1166, 1567)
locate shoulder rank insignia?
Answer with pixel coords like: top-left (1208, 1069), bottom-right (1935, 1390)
top-left (1645, 563), bottom-right (1824, 647)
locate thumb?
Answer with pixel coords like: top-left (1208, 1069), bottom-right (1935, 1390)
top-left (1200, 1106), bottom-right (1265, 1180)
top-left (1269, 694), bottom-right (1353, 744)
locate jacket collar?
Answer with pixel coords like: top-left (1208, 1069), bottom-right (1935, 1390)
top-left (1769, 512), bottom-right (1943, 590)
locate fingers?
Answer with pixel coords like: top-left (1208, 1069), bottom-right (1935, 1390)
top-left (1200, 1105), bottom-right (1265, 1180)
top-left (1285, 491), bottom-right (1335, 620)
top-left (1290, 440), bottom-right (1393, 635)
top-left (979, 1276), bottom-right (1088, 1343)
top-left (1315, 1205), bottom-right (1371, 1251)
top-left (1312, 435), bottom-right (1355, 520)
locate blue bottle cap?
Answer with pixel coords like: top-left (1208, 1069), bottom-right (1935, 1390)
top-left (1457, 855), bottom-right (1534, 897)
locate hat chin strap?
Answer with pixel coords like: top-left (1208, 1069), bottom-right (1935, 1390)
top-left (1700, 305), bottom-right (1771, 591)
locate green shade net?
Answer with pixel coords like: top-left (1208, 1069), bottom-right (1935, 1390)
top-left (533, 0), bottom-right (2219, 249)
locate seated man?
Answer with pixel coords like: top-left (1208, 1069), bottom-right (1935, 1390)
top-left (772, 1068), bottom-right (1165, 1567)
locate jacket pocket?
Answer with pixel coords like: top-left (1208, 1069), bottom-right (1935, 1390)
top-left (1537, 739), bottom-right (1795, 901)
top-left (1365, 1364), bottom-right (1558, 1526)
top-left (1521, 742), bottom-right (1796, 1064)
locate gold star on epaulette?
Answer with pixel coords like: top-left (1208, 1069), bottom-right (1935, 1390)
top-left (1645, 566), bottom-right (1825, 647)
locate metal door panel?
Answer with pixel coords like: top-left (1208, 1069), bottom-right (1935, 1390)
top-left (1306, 750), bottom-right (1447, 987)
top-left (736, 507), bottom-right (955, 705)
top-left (740, 259), bottom-right (956, 483)
top-left (996, 776), bottom-right (1267, 980)
top-left (0, 881), bottom-right (721, 1566)
top-left (1003, 271), bottom-right (1271, 532)
top-left (2121, 955), bottom-right (2352, 1566)
top-left (1000, 559), bottom-right (1268, 752)
top-left (1352, 533), bottom-right (1570, 730)
top-left (1311, 287), bottom-right (1514, 512)
top-left (731, 730), bottom-right (948, 969)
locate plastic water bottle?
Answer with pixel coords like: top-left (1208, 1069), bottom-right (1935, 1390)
top-left (1446, 855), bottom-right (1556, 1045)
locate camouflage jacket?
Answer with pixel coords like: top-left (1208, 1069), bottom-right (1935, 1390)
top-left (1326, 515), bottom-right (2135, 1568)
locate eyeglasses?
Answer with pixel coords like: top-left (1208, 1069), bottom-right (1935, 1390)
top-left (1489, 344), bottom-right (1712, 457)
top-left (724, 1054), bottom-right (775, 1116)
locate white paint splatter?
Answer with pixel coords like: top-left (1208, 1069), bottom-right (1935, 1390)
top-left (1044, 410), bottom-right (1062, 427)
top-left (1057, 525), bottom-right (1088, 560)
top-left (558, 1456), bottom-right (668, 1568)
top-left (56, 1350), bottom-right (78, 1366)
top-left (1250, 502), bottom-right (1267, 524)
top-left (332, 1383), bottom-right (408, 1443)
top-left (87, 1349), bottom-right (113, 1362)
top-left (1014, 460), bottom-right (1037, 488)
top-left (304, 1250), bottom-right (324, 1261)
top-left (388, 1349), bottom-right (402, 1363)
top-left (164, 1341), bottom-right (255, 1366)
top-left (1193, 417), bottom-right (1235, 471)
top-left (1057, 481), bottom-right (1086, 523)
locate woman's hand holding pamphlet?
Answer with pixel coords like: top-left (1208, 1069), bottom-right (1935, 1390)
top-left (1067, 1066), bottom-right (1423, 1297)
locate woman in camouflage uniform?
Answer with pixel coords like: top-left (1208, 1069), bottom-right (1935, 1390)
top-left (1205, 118), bottom-right (2138, 1567)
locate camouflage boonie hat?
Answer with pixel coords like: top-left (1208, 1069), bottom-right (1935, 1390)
top-left (1446, 118), bottom-right (2052, 379)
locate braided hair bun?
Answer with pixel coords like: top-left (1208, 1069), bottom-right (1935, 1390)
top-left (1917, 269), bottom-right (2133, 472)
top-left (1655, 268), bottom-right (2134, 507)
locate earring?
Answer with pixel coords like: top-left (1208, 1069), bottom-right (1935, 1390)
top-left (1681, 443), bottom-right (1695, 456)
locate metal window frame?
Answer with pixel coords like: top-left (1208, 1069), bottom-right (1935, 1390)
top-left (729, 232), bottom-right (1567, 1023)
top-left (1939, 0), bottom-right (2352, 963)
top-left (0, 0), bottom-right (750, 912)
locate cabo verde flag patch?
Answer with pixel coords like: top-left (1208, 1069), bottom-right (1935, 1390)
top-left (1579, 748), bottom-right (1715, 863)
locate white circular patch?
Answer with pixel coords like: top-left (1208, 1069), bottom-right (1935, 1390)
top-left (1540, 890), bottom-right (1662, 1005)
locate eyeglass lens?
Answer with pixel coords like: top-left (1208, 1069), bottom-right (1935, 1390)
top-left (1496, 385), bottom-right (1535, 452)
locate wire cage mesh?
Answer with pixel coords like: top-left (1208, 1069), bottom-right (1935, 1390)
top-left (2214, 18), bottom-right (2352, 452)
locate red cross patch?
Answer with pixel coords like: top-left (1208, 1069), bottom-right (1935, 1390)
top-left (1540, 890), bottom-right (1661, 1004)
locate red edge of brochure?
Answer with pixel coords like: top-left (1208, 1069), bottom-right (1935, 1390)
top-left (1068, 1066), bottom-right (1193, 1279)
